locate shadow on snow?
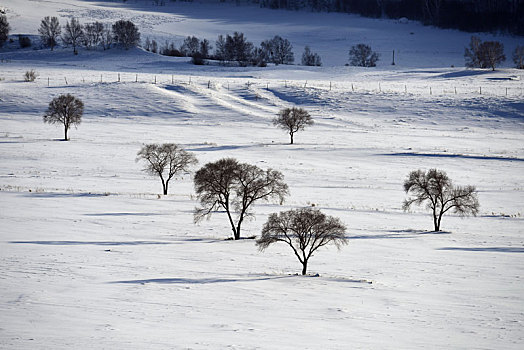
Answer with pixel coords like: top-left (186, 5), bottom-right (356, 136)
top-left (437, 247), bottom-right (524, 253)
top-left (380, 152), bottom-right (524, 162)
top-left (9, 240), bottom-right (171, 246)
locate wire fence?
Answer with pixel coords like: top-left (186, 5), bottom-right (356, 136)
top-left (5, 70), bottom-right (524, 98)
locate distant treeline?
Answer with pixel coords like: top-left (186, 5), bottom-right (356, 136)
top-left (257, 0), bottom-right (524, 36)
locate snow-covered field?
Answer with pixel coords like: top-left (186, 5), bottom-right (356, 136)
top-left (1, 1), bottom-right (523, 349)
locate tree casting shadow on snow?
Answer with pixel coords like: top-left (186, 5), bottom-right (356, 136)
top-left (110, 275), bottom-right (295, 285)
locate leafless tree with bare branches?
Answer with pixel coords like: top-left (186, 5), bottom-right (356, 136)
top-left (403, 169), bottom-right (479, 231)
top-left (257, 208), bottom-right (347, 275)
top-left (194, 158), bottom-right (289, 240)
top-left (137, 144), bottom-right (197, 195)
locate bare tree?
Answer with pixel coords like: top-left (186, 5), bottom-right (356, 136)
top-left (194, 158), bottom-right (289, 240)
top-left (112, 20), bottom-right (140, 49)
top-left (273, 107), bottom-right (314, 145)
top-left (0, 14), bottom-right (10, 47)
top-left (257, 208), bottom-right (347, 275)
top-left (62, 18), bottom-right (83, 54)
top-left (403, 169), bottom-right (479, 232)
top-left (100, 23), bottom-right (113, 50)
top-left (465, 36), bottom-right (505, 70)
top-left (349, 43), bottom-right (379, 67)
top-left (43, 94), bottom-right (84, 141)
top-left (301, 46), bottom-right (322, 66)
top-left (514, 45), bottom-right (524, 69)
top-left (38, 16), bottom-right (61, 50)
top-left (199, 38), bottom-right (212, 59)
top-left (479, 41), bottom-right (506, 71)
top-left (180, 36), bottom-right (200, 57)
top-left (136, 144), bottom-right (197, 195)
top-left (83, 22), bottom-right (104, 49)
top-left (261, 35), bottom-right (294, 65)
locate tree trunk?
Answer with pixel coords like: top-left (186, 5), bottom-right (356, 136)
top-left (290, 132), bottom-right (294, 145)
top-left (64, 126), bottom-right (68, 141)
top-left (163, 186), bottom-right (168, 195)
top-left (301, 260), bottom-right (308, 275)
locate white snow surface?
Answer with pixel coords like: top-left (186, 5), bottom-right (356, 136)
top-left (1, 1), bottom-right (524, 349)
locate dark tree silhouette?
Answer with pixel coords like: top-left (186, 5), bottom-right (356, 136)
top-left (403, 169), bottom-right (479, 231)
top-left (514, 45), bottom-right (524, 69)
top-left (301, 46), bottom-right (322, 66)
top-left (349, 43), bottom-right (379, 67)
top-left (465, 36), bottom-right (506, 70)
top-left (43, 94), bottom-right (84, 141)
top-left (0, 15), bottom-right (9, 47)
top-left (136, 144), bottom-right (197, 195)
top-left (257, 208), bottom-right (347, 275)
top-left (261, 35), bottom-right (294, 65)
top-left (38, 16), bottom-right (61, 50)
top-left (62, 18), bottom-right (83, 54)
top-left (273, 107), bottom-right (313, 144)
top-left (112, 20), bottom-right (140, 49)
top-left (194, 158), bottom-right (289, 240)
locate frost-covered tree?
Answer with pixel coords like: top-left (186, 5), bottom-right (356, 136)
top-left (112, 20), bottom-right (140, 49)
top-left (349, 43), bottom-right (379, 67)
top-left (301, 46), bottom-right (322, 66)
top-left (514, 45), bottom-right (524, 69)
top-left (100, 23), bottom-right (113, 50)
top-left (194, 158), bottom-right (289, 240)
top-left (38, 16), bottom-right (61, 50)
top-left (0, 14), bottom-right (10, 47)
top-left (261, 35), bottom-right (294, 65)
top-left (62, 18), bottom-right (84, 54)
top-left (136, 144), bottom-right (197, 195)
top-left (403, 169), bottom-right (479, 231)
top-left (257, 208), bottom-right (347, 275)
top-left (215, 34), bottom-right (227, 63)
top-left (43, 94), bottom-right (84, 141)
top-left (273, 107), bottom-right (314, 144)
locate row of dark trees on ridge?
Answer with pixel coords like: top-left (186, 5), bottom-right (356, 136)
top-left (41, 93), bottom-right (479, 274)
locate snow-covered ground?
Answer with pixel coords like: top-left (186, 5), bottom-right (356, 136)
top-left (1, 1), bottom-right (523, 349)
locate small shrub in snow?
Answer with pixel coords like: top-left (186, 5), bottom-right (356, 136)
top-left (136, 144), bottom-right (197, 196)
top-left (38, 16), bottom-right (61, 50)
top-left (349, 43), bottom-right (379, 67)
top-left (0, 14), bottom-right (9, 47)
top-left (112, 20), bottom-right (140, 49)
top-left (403, 169), bottom-right (479, 232)
top-left (194, 158), bottom-right (289, 240)
top-left (24, 69), bottom-right (37, 82)
top-left (512, 45), bottom-right (524, 69)
top-left (257, 208), bottom-right (347, 275)
top-left (43, 94), bottom-right (84, 141)
top-left (191, 52), bottom-right (205, 65)
top-left (301, 46), bottom-right (322, 66)
top-left (273, 107), bottom-right (314, 144)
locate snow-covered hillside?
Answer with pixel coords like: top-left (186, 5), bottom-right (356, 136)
top-left (1, 1), bottom-right (523, 349)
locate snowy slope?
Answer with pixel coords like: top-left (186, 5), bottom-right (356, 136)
top-left (1, 1), bottom-right (524, 349)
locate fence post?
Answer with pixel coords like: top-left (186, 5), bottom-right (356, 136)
top-left (285, 80), bottom-right (287, 88)
top-left (430, 87), bottom-right (432, 95)
top-left (379, 82), bottom-right (381, 92)
top-left (266, 83), bottom-right (269, 90)
top-left (404, 84), bottom-right (407, 93)
top-left (136, 74), bottom-right (138, 82)
top-left (171, 75), bottom-right (174, 84)
top-left (189, 76), bottom-right (191, 85)
top-left (352, 83), bottom-right (354, 92)
top-left (455, 87), bottom-right (457, 94)
top-left (329, 81), bottom-right (332, 91)
top-left (208, 80), bottom-right (210, 88)
top-left (64, 77), bottom-right (68, 85)
top-left (118, 73), bottom-right (120, 82)
top-left (391, 50), bottom-right (395, 65)
top-left (479, 86), bottom-right (482, 94)
top-left (506, 87), bottom-right (508, 96)
top-left (154, 76), bottom-right (156, 84)
top-left (47, 77), bottom-right (49, 87)
top-left (304, 81), bottom-right (307, 88)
